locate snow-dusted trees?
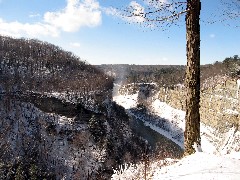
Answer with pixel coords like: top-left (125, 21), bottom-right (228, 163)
top-left (0, 35), bottom-right (113, 94)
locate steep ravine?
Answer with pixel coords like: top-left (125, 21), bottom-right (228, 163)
top-left (129, 114), bottom-right (183, 157)
top-left (23, 92), bottom-right (181, 154)
top-left (114, 82), bottom-right (240, 158)
top-left (113, 83), bottom-right (183, 157)
top-left (0, 93), bottom-right (146, 179)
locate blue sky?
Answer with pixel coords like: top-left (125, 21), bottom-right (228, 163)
top-left (0, 0), bottom-right (239, 65)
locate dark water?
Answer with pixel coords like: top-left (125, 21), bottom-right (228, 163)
top-left (129, 114), bottom-right (183, 157)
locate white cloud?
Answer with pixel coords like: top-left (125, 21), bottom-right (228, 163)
top-left (0, 0), bottom-right (102, 38)
top-left (0, 18), bottom-right (59, 38)
top-left (104, 1), bottom-right (145, 24)
top-left (127, 1), bottom-right (145, 23)
top-left (144, 0), bottom-right (169, 7)
top-left (104, 0), bottom-right (169, 26)
top-left (104, 7), bottom-right (118, 16)
top-left (130, 1), bottom-right (144, 12)
top-left (44, 0), bottom-right (102, 32)
top-left (70, 42), bottom-right (81, 47)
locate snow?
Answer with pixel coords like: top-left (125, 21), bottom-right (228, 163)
top-left (193, 142), bottom-right (203, 152)
top-left (112, 91), bottom-right (240, 179)
top-left (112, 151), bottom-right (240, 180)
top-left (151, 100), bottom-right (185, 130)
top-left (137, 117), bottom-right (184, 148)
top-left (223, 108), bottom-right (239, 115)
top-left (113, 93), bottom-right (138, 109)
top-left (200, 134), bottom-right (216, 154)
top-left (153, 152), bottom-right (240, 180)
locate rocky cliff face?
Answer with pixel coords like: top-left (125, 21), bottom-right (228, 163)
top-left (0, 92), bottom-right (145, 179)
top-left (157, 77), bottom-right (240, 133)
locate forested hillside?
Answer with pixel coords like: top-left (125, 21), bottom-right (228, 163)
top-left (0, 36), bottom-right (145, 179)
top-left (98, 55), bottom-right (240, 88)
top-left (97, 64), bottom-right (186, 87)
top-left (0, 35), bottom-right (113, 94)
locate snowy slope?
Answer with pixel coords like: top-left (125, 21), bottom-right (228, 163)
top-left (112, 152), bottom-right (240, 180)
top-left (112, 92), bottom-right (240, 179)
top-left (152, 152), bottom-right (240, 180)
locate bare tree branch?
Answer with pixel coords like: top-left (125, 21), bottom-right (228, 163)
top-left (204, 0), bottom-right (240, 27)
top-left (145, 9), bottom-right (189, 22)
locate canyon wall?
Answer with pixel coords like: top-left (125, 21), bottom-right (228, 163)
top-left (158, 79), bottom-right (240, 132)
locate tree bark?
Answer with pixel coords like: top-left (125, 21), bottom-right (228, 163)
top-left (184, 0), bottom-right (201, 156)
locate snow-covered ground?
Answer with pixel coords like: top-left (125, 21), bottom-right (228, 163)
top-left (112, 92), bottom-right (240, 179)
top-left (152, 152), bottom-right (240, 180)
top-left (112, 152), bottom-right (240, 180)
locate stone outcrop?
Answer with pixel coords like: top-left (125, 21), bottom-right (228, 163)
top-left (158, 79), bottom-right (240, 133)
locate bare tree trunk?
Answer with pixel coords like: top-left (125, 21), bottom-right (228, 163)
top-left (184, 0), bottom-right (201, 156)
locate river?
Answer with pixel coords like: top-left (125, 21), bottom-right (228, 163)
top-left (128, 111), bottom-right (183, 157)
